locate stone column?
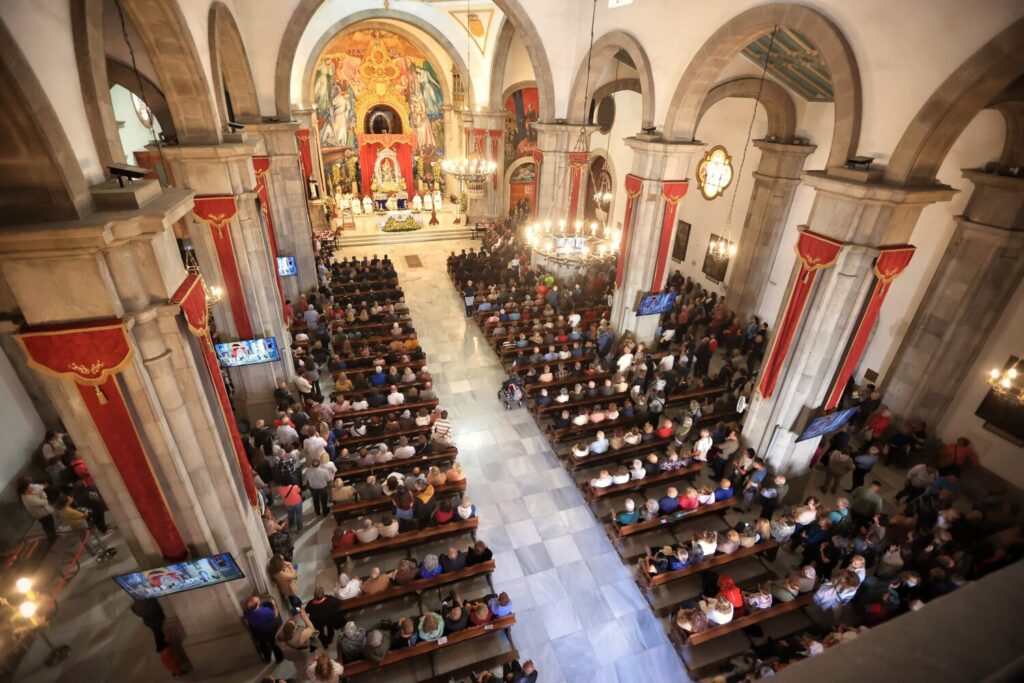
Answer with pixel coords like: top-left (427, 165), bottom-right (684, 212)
top-left (245, 122), bottom-right (319, 298)
top-left (884, 170), bottom-right (1024, 425)
top-left (728, 140), bottom-right (816, 319)
top-left (610, 137), bottom-right (703, 340)
top-left (742, 170), bottom-right (956, 475)
top-left (0, 180), bottom-right (272, 676)
top-left (160, 143), bottom-right (293, 421)
top-left (532, 123), bottom-right (597, 221)
top-left (461, 111), bottom-right (507, 221)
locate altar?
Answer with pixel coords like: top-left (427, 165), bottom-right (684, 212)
top-left (359, 134), bottom-right (415, 210)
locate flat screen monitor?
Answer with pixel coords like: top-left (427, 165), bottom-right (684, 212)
top-left (276, 256), bottom-right (297, 277)
top-left (795, 407), bottom-right (860, 442)
top-left (215, 337), bottom-right (281, 367)
top-left (113, 553), bottom-right (245, 600)
top-left (636, 292), bottom-right (677, 316)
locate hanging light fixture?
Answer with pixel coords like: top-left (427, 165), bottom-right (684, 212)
top-left (986, 360), bottom-right (1024, 404)
top-left (184, 246), bottom-right (224, 304)
top-left (441, 0), bottom-right (497, 191)
top-left (709, 25), bottom-right (779, 261)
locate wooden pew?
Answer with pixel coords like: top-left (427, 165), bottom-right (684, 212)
top-left (671, 593), bottom-right (814, 646)
top-left (333, 447), bottom-right (458, 481)
top-left (637, 539), bottom-right (779, 590)
top-left (332, 398), bottom-right (439, 422)
top-left (337, 424), bottom-right (432, 450)
top-left (584, 463), bottom-right (702, 503)
top-left (513, 352), bottom-right (598, 375)
top-left (533, 389), bottom-right (630, 417)
top-left (611, 498), bottom-right (734, 539)
top-left (339, 359), bottom-right (426, 380)
top-left (331, 518), bottom-right (479, 564)
top-left (525, 371), bottom-right (614, 397)
top-left (339, 614), bottom-right (516, 679)
top-left (331, 479), bottom-right (466, 521)
top-left (337, 560), bottom-right (495, 613)
top-left (562, 437), bottom-right (673, 471)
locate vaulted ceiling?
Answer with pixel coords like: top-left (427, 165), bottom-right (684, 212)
top-left (741, 27), bottom-right (834, 102)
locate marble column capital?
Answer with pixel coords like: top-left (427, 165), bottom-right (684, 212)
top-left (961, 168), bottom-right (1024, 191)
top-left (533, 122), bottom-right (598, 152)
top-left (753, 139), bottom-right (818, 156)
top-left (801, 171), bottom-right (958, 205)
top-left (953, 215), bottom-right (1024, 244)
top-left (624, 137), bottom-right (704, 182)
top-left (464, 111), bottom-right (507, 130)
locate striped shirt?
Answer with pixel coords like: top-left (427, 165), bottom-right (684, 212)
top-left (432, 418), bottom-right (452, 438)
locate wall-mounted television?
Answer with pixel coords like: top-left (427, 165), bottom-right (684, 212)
top-left (636, 292), bottom-right (677, 316)
top-left (276, 256), bottom-right (297, 277)
top-left (795, 407), bottom-right (860, 443)
top-left (113, 552), bottom-right (245, 600)
top-left (215, 337), bottom-right (281, 367)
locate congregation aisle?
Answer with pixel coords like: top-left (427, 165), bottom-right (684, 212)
top-left (340, 240), bottom-right (691, 683)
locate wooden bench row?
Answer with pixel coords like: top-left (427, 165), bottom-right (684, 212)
top-left (331, 479), bottom-right (466, 521)
top-left (671, 592), bottom-right (814, 646)
top-left (638, 538), bottom-right (778, 589)
top-left (331, 517), bottom-right (479, 563)
top-left (333, 447), bottom-right (457, 482)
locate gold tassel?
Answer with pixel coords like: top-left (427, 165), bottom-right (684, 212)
top-left (94, 385), bottom-right (108, 405)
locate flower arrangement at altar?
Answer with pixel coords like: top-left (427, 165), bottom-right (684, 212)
top-left (381, 215), bottom-right (422, 232)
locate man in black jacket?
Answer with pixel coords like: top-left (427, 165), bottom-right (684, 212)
top-left (305, 586), bottom-right (344, 647)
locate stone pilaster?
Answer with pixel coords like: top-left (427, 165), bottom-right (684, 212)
top-left (160, 143), bottom-right (293, 421)
top-left (610, 137), bottom-right (703, 341)
top-left (728, 140), bottom-right (816, 319)
top-left (244, 122), bottom-right (319, 298)
top-left (743, 172), bottom-right (956, 475)
top-left (884, 170), bottom-right (1024, 425)
top-left (0, 180), bottom-right (272, 676)
top-left (461, 111), bottom-right (507, 221)
top-left (532, 123), bottom-right (597, 221)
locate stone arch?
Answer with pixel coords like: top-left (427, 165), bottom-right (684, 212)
top-left (209, 2), bottom-right (261, 126)
top-left (502, 80), bottom-right (538, 106)
top-left (696, 77), bottom-right (797, 142)
top-left (277, 0), bottom-right (555, 122)
top-left (0, 18), bottom-right (93, 225)
top-left (567, 30), bottom-right (655, 130)
top-left (664, 3), bottom-right (860, 170)
top-left (299, 14), bottom-right (463, 111)
top-left (115, 0), bottom-right (221, 145)
top-left (71, 0), bottom-right (123, 169)
top-left (107, 58), bottom-right (177, 139)
top-left (886, 17), bottom-right (1024, 185)
top-left (592, 78), bottom-right (642, 104)
top-left (503, 156), bottom-right (535, 212)
top-left (994, 100), bottom-right (1024, 168)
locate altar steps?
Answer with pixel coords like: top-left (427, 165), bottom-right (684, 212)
top-left (334, 226), bottom-right (480, 248)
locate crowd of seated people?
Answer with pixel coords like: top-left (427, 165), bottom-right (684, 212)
top-left (662, 383), bottom-right (1023, 679)
top-left (242, 249), bottom-right (516, 680)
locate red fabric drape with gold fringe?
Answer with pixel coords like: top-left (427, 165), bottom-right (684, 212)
top-left (757, 229), bottom-right (845, 399)
top-left (252, 156), bottom-right (286, 321)
top-left (17, 320), bottom-right (189, 561)
top-left (193, 195), bottom-right (253, 340)
top-left (171, 275), bottom-right (259, 507)
top-left (357, 134), bottom-right (416, 202)
top-left (823, 245), bottom-right (916, 410)
top-left (616, 174), bottom-right (644, 289)
top-left (489, 130), bottom-right (502, 190)
top-left (566, 152), bottom-right (590, 232)
top-left (296, 129), bottom-right (313, 179)
top-left (651, 180), bottom-right (690, 292)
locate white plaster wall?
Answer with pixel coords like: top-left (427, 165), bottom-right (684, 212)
top-left (673, 97), bottom-right (767, 293)
top-left (938, 276), bottom-right (1024, 488)
top-left (501, 28), bottom-right (536, 93)
top-left (857, 110), bottom-right (1007, 381)
top-left (0, 0), bottom-right (105, 184)
top-left (589, 89), bottom-right (643, 236)
top-left (288, 0), bottom-right (501, 111)
top-left (109, 84), bottom-right (164, 165)
top-left (0, 347), bottom-right (45, 492)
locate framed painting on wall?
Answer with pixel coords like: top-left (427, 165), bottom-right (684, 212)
top-left (672, 220), bottom-right (690, 262)
top-left (702, 233), bottom-right (732, 284)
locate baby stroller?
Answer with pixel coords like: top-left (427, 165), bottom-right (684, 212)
top-left (498, 377), bottom-right (525, 410)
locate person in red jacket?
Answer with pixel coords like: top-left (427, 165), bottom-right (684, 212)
top-left (69, 453), bottom-right (95, 487)
top-left (718, 575), bottom-right (746, 617)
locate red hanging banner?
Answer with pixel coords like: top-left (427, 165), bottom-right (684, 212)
top-left (252, 156), bottom-right (286, 320)
top-left (823, 245), bottom-right (916, 410)
top-left (566, 152), bottom-right (590, 233)
top-left (489, 130), bottom-right (502, 190)
top-left (651, 180), bottom-right (690, 292)
top-left (17, 320), bottom-right (189, 561)
top-left (757, 229), bottom-right (845, 399)
top-left (296, 129), bottom-right (313, 180)
top-left (616, 174), bottom-right (644, 289)
top-left (171, 275), bottom-right (259, 507)
top-left (192, 195), bottom-right (254, 340)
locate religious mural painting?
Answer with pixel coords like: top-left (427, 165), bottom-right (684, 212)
top-left (503, 86), bottom-right (539, 162)
top-left (508, 161), bottom-right (537, 213)
top-left (311, 28), bottom-right (446, 210)
top-left (672, 220), bottom-right (691, 263)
